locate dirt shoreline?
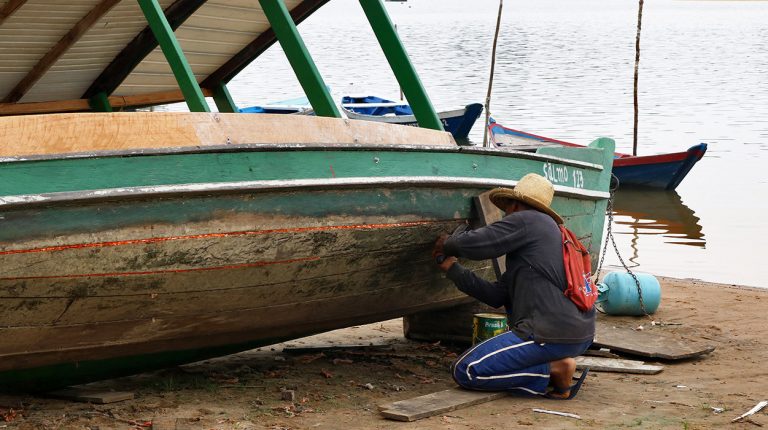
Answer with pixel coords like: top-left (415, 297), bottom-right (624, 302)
top-left (1, 276), bottom-right (767, 429)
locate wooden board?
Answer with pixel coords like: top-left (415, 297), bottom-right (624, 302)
top-left (583, 348), bottom-right (620, 358)
top-left (0, 112), bottom-right (454, 157)
top-left (281, 343), bottom-right (392, 354)
top-left (473, 191), bottom-right (506, 279)
top-left (380, 388), bottom-right (507, 422)
top-left (151, 417), bottom-right (202, 430)
top-left (402, 191), bottom-right (506, 343)
top-left (575, 356), bottom-right (663, 374)
top-left (153, 418), bottom-right (202, 430)
top-left (594, 322), bottom-right (715, 360)
top-left (46, 387), bottom-right (134, 404)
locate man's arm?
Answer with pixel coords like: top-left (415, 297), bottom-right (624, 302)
top-left (443, 214), bottom-right (528, 260)
top-left (445, 262), bottom-right (507, 308)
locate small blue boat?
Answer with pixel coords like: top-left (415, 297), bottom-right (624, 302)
top-left (341, 95), bottom-right (483, 139)
top-left (488, 118), bottom-right (707, 190)
top-left (238, 94), bottom-right (315, 115)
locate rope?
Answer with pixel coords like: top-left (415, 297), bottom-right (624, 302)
top-left (595, 174), bottom-right (655, 323)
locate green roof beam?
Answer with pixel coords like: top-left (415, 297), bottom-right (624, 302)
top-left (212, 82), bottom-right (238, 113)
top-left (88, 91), bottom-right (113, 112)
top-left (258, 0), bottom-right (340, 118)
top-left (358, 0), bottom-right (443, 131)
top-left (137, 0), bottom-right (210, 113)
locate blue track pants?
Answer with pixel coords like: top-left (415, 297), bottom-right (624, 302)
top-left (451, 331), bottom-right (592, 395)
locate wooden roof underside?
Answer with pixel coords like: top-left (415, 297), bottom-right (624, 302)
top-left (0, 0), bottom-right (328, 113)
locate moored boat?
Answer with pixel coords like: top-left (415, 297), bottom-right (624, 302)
top-left (0, 0), bottom-right (615, 391)
top-left (488, 119), bottom-right (707, 190)
top-left (238, 94), bottom-right (315, 115)
top-left (341, 95), bottom-right (483, 139)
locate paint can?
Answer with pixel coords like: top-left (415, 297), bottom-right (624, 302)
top-left (472, 313), bottom-right (508, 345)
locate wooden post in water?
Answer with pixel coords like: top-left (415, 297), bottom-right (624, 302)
top-left (633, 0), bottom-right (644, 156)
top-left (137, 0), bottom-right (210, 113)
top-left (483, 0), bottom-right (503, 148)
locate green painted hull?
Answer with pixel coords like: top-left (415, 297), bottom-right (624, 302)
top-left (0, 140), bottom-right (614, 391)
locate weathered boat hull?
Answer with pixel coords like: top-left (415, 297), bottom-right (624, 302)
top-left (0, 114), bottom-right (614, 390)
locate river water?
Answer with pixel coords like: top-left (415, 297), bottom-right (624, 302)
top-left (224, 0), bottom-right (768, 288)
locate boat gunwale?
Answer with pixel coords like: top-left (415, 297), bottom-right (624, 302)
top-left (0, 175), bottom-right (610, 210)
top-left (612, 143), bottom-right (707, 167)
top-left (0, 143), bottom-right (605, 171)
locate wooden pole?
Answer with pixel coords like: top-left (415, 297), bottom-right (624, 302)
top-left (0, 0), bottom-right (28, 26)
top-left (633, 0), bottom-right (644, 156)
top-left (395, 24), bottom-right (403, 101)
top-left (483, 0), bottom-right (503, 148)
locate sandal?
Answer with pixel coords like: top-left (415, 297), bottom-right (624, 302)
top-left (544, 367), bottom-right (590, 400)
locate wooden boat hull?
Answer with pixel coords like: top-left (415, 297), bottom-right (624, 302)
top-left (488, 120), bottom-right (707, 190)
top-left (0, 188), bottom-right (482, 389)
top-left (611, 144), bottom-right (707, 190)
top-left (0, 114), bottom-right (614, 390)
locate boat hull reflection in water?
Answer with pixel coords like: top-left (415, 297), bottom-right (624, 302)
top-left (605, 189), bottom-right (705, 274)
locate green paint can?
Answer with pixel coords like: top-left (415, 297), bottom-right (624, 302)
top-left (472, 313), bottom-right (508, 345)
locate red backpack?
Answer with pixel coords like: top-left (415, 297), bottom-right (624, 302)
top-left (559, 225), bottom-right (598, 312)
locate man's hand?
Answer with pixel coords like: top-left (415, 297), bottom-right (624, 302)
top-left (433, 233), bottom-right (457, 272)
top-left (435, 255), bottom-right (457, 272)
top-left (432, 233), bottom-right (449, 258)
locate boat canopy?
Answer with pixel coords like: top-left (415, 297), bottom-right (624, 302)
top-left (0, 0), bottom-right (443, 130)
top-left (0, 1), bottom-right (325, 110)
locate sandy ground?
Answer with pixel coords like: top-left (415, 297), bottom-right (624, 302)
top-left (1, 276), bottom-right (767, 430)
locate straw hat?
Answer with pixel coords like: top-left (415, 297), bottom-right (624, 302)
top-left (488, 173), bottom-right (563, 224)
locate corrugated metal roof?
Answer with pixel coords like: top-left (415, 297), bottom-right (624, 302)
top-left (0, 0), bottom-right (324, 109)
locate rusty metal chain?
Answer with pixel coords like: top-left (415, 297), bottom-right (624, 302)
top-left (595, 175), bottom-right (653, 321)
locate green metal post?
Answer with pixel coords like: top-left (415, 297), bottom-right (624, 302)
top-left (258, 0), bottom-right (340, 118)
top-left (88, 91), bottom-right (113, 112)
top-left (137, 0), bottom-right (210, 113)
top-left (212, 82), bottom-right (238, 113)
top-left (359, 0), bottom-right (443, 131)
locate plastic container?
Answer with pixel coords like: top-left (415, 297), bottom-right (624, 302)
top-left (596, 272), bottom-right (661, 316)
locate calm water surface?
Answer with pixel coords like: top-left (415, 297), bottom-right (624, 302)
top-left (224, 0), bottom-right (768, 288)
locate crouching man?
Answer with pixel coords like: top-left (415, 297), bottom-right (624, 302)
top-left (433, 174), bottom-right (594, 399)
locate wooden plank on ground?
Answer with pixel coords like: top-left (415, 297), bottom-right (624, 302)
top-left (281, 342), bottom-right (391, 354)
top-left (151, 417), bottom-right (202, 430)
top-left (583, 348), bottom-right (620, 358)
top-left (594, 321), bottom-right (715, 360)
top-left (380, 387), bottom-right (507, 422)
top-left (575, 356), bottom-right (663, 374)
top-left (46, 387), bottom-right (134, 404)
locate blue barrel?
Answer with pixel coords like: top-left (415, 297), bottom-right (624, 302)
top-left (596, 272), bottom-right (661, 316)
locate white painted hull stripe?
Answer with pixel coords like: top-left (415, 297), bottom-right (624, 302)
top-left (0, 176), bottom-right (610, 208)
